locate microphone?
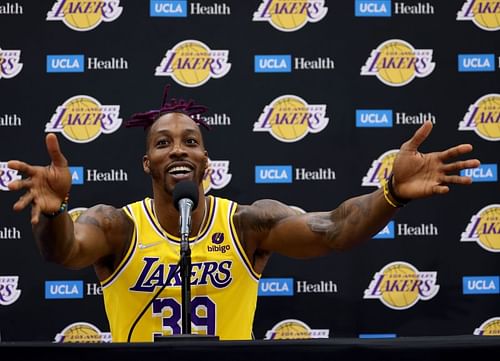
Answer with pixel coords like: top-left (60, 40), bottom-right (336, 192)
top-left (172, 180), bottom-right (199, 240)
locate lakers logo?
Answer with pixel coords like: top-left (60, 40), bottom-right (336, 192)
top-left (474, 317), bottom-right (500, 335)
top-left (364, 261), bottom-right (439, 310)
top-left (46, 0), bottom-right (123, 31)
top-left (361, 39), bottom-right (435, 87)
top-left (253, 0), bottom-right (328, 32)
top-left (264, 319), bottom-right (329, 339)
top-left (45, 95), bottom-right (122, 143)
top-left (54, 322), bottom-right (111, 342)
top-left (155, 40), bottom-right (231, 87)
top-left (461, 204), bottom-right (500, 252)
top-left (457, 0), bottom-right (500, 31)
top-left (362, 149), bottom-right (399, 187)
top-left (253, 95), bottom-right (329, 142)
top-left (0, 48), bottom-right (23, 79)
top-left (202, 159), bottom-right (232, 194)
top-left (0, 162), bottom-right (21, 191)
top-left (459, 94), bottom-right (500, 141)
top-left (69, 207), bottom-right (88, 222)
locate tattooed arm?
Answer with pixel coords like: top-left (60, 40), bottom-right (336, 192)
top-left (33, 205), bottom-right (133, 275)
top-left (236, 122), bottom-right (479, 264)
top-left (236, 189), bottom-right (395, 264)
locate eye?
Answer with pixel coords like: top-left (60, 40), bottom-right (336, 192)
top-left (156, 138), bottom-right (169, 147)
top-left (186, 138), bottom-right (199, 145)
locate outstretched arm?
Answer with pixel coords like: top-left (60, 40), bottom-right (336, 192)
top-left (8, 134), bottom-right (131, 270)
top-left (238, 121), bottom-right (480, 259)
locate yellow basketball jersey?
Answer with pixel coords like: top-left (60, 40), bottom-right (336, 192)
top-left (101, 196), bottom-right (260, 342)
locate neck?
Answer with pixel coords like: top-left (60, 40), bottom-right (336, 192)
top-left (153, 192), bottom-right (208, 238)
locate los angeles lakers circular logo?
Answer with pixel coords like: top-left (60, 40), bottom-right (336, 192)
top-left (457, 0), bottom-right (500, 31)
top-left (361, 39), bottom-right (435, 87)
top-left (54, 322), bottom-right (111, 343)
top-left (253, 95), bottom-right (329, 142)
top-left (45, 95), bottom-right (122, 143)
top-left (364, 261), bottom-right (439, 310)
top-left (474, 317), bottom-right (500, 335)
top-left (459, 94), bottom-right (500, 141)
top-left (264, 319), bottom-right (329, 339)
top-left (362, 150), bottom-right (399, 187)
top-left (252, 0), bottom-right (328, 32)
top-left (46, 0), bottom-right (123, 31)
top-left (461, 204), bottom-right (500, 252)
top-left (155, 40), bottom-right (231, 87)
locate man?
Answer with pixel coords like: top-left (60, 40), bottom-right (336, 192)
top-left (7, 91), bottom-right (480, 342)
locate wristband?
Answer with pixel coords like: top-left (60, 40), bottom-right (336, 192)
top-left (383, 174), bottom-right (410, 208)
top-left (42, 194), bottom-right (69, 218)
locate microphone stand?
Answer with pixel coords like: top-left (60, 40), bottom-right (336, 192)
top-left (179, 225), bottom-right (192, 334)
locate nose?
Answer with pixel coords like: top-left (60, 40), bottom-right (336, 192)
top-left (170, 141), bottom-right (188, 157)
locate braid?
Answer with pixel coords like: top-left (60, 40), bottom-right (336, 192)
top-left (124, 84), bottom-right (210, 130)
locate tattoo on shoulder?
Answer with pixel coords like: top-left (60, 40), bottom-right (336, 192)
top-left (246, 200), bottom-right (296, 232)
top-left (76, 214), bottom-right (100, 227)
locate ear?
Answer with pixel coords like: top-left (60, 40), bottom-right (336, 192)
top-left (143, 155), bottom-right (150, 174)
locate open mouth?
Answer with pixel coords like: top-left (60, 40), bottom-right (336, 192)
top-left (166, 163), bottom-right (194, 180)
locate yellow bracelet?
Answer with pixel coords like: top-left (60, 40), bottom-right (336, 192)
top-left (383, 175), bottom-right (408, 208)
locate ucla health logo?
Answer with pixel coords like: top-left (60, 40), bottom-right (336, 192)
top-left (0, 47), bottom-right (23, 79)
top-left (460, 163), bottom-right (497, 182)
top-left (45, 280), bottom-right (83, 299)
top-left (457, 0), bottom-right (500, 31)
top-left (356, 109), bottom-right (393, 127)
top-left (47, 55), bottom-right (84, 73)
top-left (362, 149), bottom-right (398, 187)
top-left (255, 55), bottom-right (292, 73)
top-left (254, 95), bottom-right (328, 142)
top-left (458, 54), bottom-right (495, 72)
top-left (459, 94), bottom-right (500, 141)
top-left (355, 0), bottom-right (391, 17)
top-left (475, 318), bottom-right (500, 335)
top-left (255, 165), bottom-right (292, 184)
top-left (202, 159), bottom-right (232, 194)
top-left (373, 221), bottom-right (395, 239)
top-left (361, 39), bottom-right (435, 87)
top-left (364, 261), bottom-right (439, 310)
top-left (46, 0), bottom-right (123, 31)
top-left (258, 278), bottom-right (294, 296)
top-left (461, 204), bottom-right (500, 252)
top-left (463, 276), bottom-right (499, 294)
top-left (150, 0), bottom-right (187, 17)
top-left (155, 40), bottom-right (231, 87)
top-left (253, 0), bottom-right (328, 32)
top-left (69, 166), bottom-right (84, 184)
top-left (0, 162), bottom-right (21, 191)
top-left (45, 95), bottom-right (121, 143)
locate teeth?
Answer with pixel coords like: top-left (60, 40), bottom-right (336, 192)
top-left (169, 166), bottom-right (191, 174)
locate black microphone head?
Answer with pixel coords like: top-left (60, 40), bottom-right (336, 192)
top-left (172, 180), bottom-right (199, 211)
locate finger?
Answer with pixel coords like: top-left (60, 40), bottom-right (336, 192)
top-left (46, 133), bottom-right (68, 168)
top-left (31, 203), bottom-right (41, 225)
top-left (7, 178), bottom-right (33, 191)
top-left (439, 144), bottom-right (474, 161)
top-left (432, 184), bottom-right (449, 195)
top-left (6, 160), bottom-right (34, 175)
top-left (442, 159), bottom-right (481, 173)
top-left (13, 192), bottom-right (34, 212)
top-left (400, 121), bottom-right (433, 152)
top-left (442, 174), bottom-right (473, 185)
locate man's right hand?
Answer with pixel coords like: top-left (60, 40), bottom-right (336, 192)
top-left (7, 133), bottom-right (72, 224)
